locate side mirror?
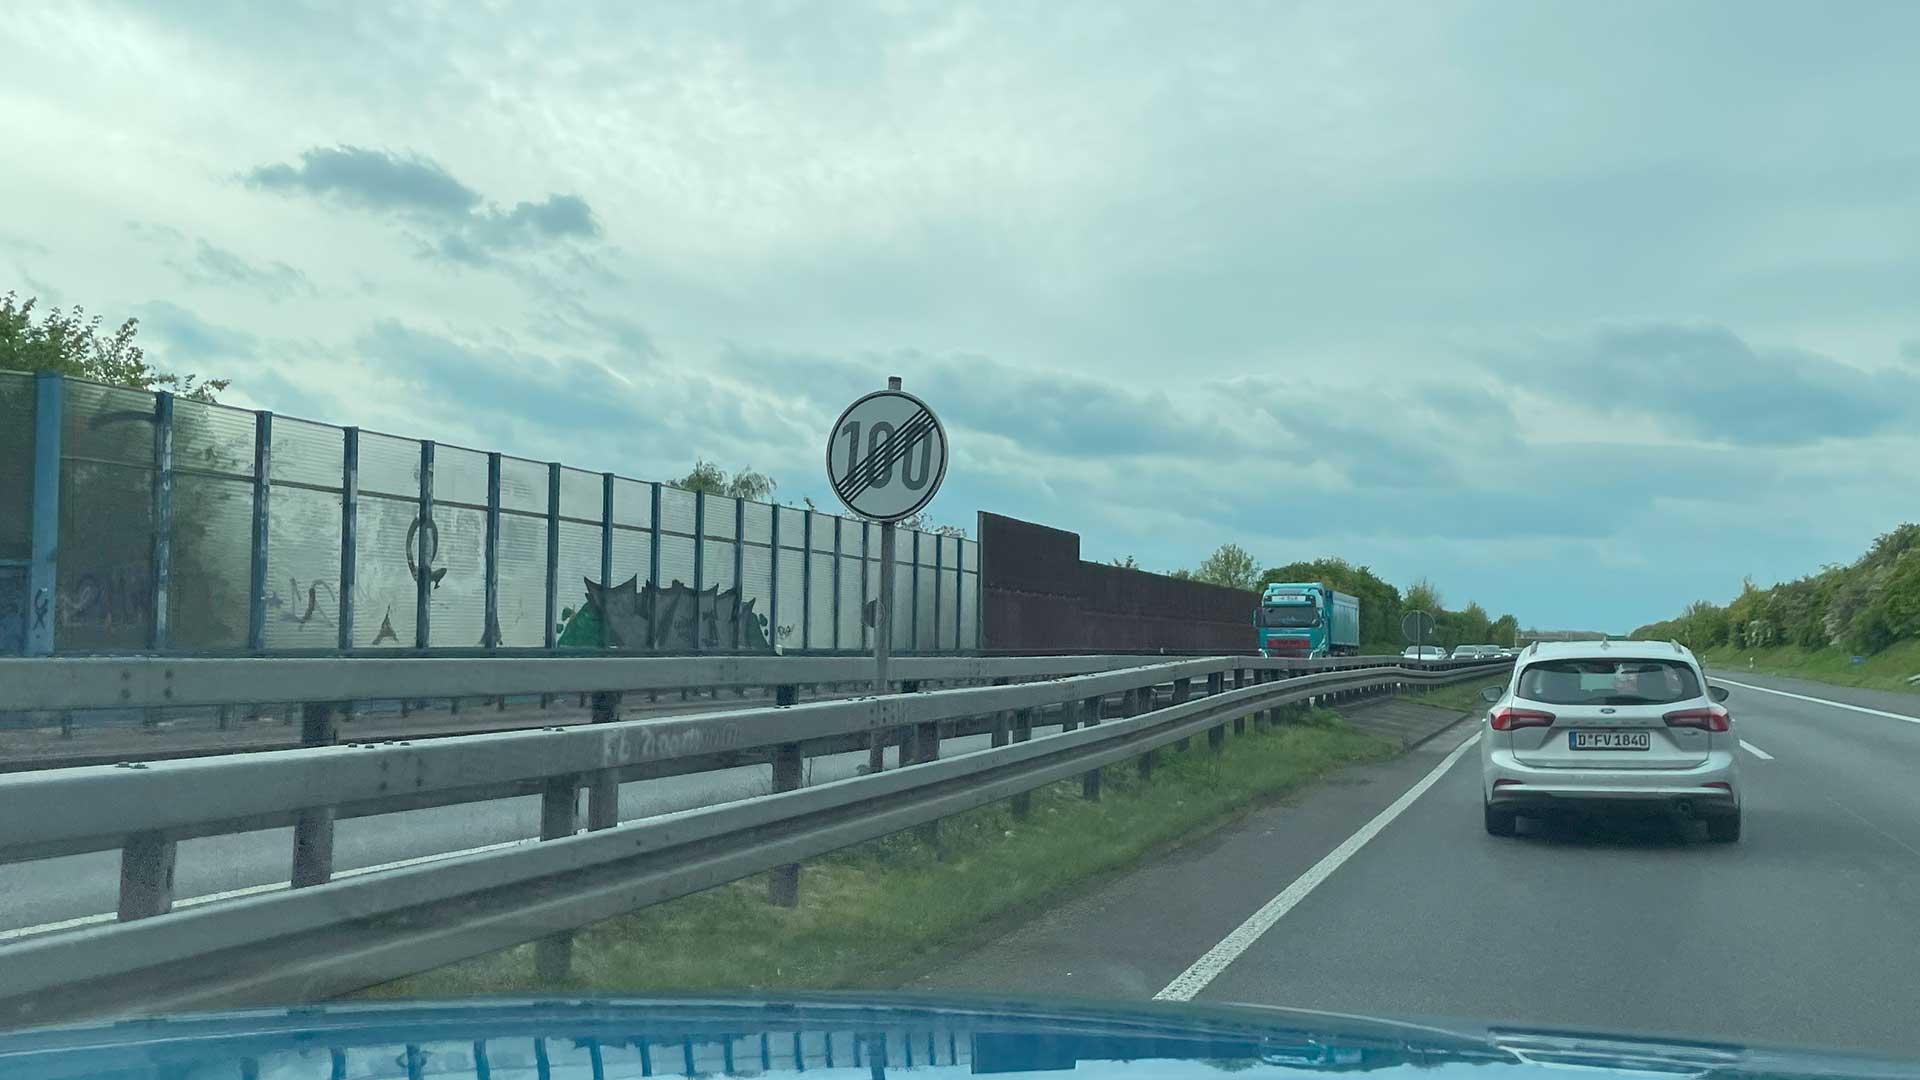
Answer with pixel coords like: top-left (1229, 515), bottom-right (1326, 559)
top-left (1709, 685), bottom-right (1730, 703)
top-left (1480, 686), bottom-right (1502, 704)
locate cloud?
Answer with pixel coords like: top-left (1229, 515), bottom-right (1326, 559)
top-left (1483, 324), bottom-right (1920, 446)
top-left (244, 145), bottom-right (600, 265)
top-left (135, 299), bottom-right (258, 359)
top-left (245, 145), bottom-right (479, 217)
top-left (125, 223), bottom-right (314, 301)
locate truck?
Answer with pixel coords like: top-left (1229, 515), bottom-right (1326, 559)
top-left (1255, 582), bottom-right (1361, 658)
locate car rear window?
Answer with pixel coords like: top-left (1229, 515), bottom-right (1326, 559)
top-left (1516, 658), bottom-right (1701, 705)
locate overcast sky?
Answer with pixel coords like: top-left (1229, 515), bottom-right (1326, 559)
top-left (6, 1), bottom-right (1920, 632)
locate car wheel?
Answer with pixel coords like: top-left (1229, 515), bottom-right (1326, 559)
top-left (1484, 800), bottom-right (1517, 837)
top-left (1706, 813), bottom-right (1742, 843)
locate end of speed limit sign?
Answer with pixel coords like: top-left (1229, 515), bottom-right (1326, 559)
top-left (826, 388), bottom-right (948, 522)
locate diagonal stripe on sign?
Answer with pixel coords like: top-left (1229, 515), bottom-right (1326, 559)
top-left (835, 409), bottom-right (937, 503)
top-left (838, 410), bottom-right (935, 500)
top-left (838, 412), bottom-right (935, 502)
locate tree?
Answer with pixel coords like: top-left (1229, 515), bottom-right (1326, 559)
top-left (673, 459), bottom-right (776, 500)
top-left (1, 292), bottom-right (228, 401)
top-left (1404, 577), bottom-right (1443, 616)
top-left (1109, 555), bottom-right (1140, 569)
top-left (895, 510), bottom-right (968, 538)
top-left (1194, 543), bottom-right (1260, 591)
top-left (1489, 613), bottom-right (1520, 647)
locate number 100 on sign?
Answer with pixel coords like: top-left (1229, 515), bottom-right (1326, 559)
top-left (825, 388), bottom-right (949, 522)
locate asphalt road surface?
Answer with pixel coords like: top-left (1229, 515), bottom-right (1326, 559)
top-left (923, 671), bottom-right (1920, 1058)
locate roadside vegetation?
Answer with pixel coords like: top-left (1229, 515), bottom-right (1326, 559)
top-left (362, 710), bottom-right (1397, 998)
top-left (1636, 524), bottom-right (1920, 693)
top-left (1412, 675), bottom-right (1507, 715)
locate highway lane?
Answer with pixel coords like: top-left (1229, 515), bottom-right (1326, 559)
top-left (0, 726), bottom-right (1060, 937)
top-left (924, 676), bottom-right (1920, 1057)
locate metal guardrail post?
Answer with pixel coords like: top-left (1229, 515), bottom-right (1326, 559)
top-left (118, 831), bottom-right (176, 920)
top-left (536, 771), bottom-right (580, 982)
top-left (647, 483), bottom-right (662, 650)
top-left (1010, 706), bottom-right (1035, 820)
top-left (989, 677), bottom-right (1011, 747)
top-left (338, 429), bottom-right (358, 651)
top-left (767, 504), bottom-right (781, 652)
top-left (769, 684), bottom-right (802, 906)
top-left (1135, 688), bottom-right (1156, 779)
top-left (1172, 677), bottom-right (1192, 750)
top-left (248, 412), bottom-right (273, 652)
top-left (26, 372), bottom-right (63, 656)
top-left (587, 692), bottom-right (623, 830)
top-left (291, 702), bottom-right (337, 887)
top-left (1081, 694), bottom-right (1103, 800)
top-left (1231, 668), bottom-right (1246, 733)
top-left (932, 533), bottom-right (942, 650)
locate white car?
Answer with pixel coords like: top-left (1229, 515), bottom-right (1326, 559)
top-left (1401, 645), bottom-right (1447, 661)
top-left (1479, 639), bottom-right (1740, 842)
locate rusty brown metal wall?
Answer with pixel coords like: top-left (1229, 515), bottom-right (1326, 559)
top-left (979, 511), bottom-right (1257, 653)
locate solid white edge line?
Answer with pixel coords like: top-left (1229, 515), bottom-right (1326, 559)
top-left (0, 837), bottom-right (533, 944)
top-left (1713, 677), bottom-right (1920, 726)
top-left (1738, 739), bottom-right (1774, 761)
top-left (1153, 729), bottom-right (1483, 1002)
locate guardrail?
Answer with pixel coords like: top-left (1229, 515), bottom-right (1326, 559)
top-left (0, 652), bottom-right (1508, 1027)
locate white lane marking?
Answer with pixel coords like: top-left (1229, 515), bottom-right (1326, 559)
top-left (1154, 729), bottom-right (1483, 1001)
top-left (0, 837), bottom-right (531, 944)
top-left (1713, 677), bottom-right (1920, 726)
top-left (1739, 739), bottom-right (1773, 761)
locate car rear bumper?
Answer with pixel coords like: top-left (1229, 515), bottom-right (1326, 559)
top-left (1483, 748), bottom-right (1739, 817)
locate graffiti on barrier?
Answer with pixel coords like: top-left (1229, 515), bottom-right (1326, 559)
top-left (557, 575), bottom-right (772, 652)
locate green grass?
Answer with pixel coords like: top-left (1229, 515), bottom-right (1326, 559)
top-left (1410, 676), bottom-right (1506, 715)
top-left (1694, 638), bottom-right (1920, 694)
top-left (359, 712), bottom-right (1398, 999)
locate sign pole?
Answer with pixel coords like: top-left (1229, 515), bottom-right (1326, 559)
top-left (876, 519), bottom-right (895, 695)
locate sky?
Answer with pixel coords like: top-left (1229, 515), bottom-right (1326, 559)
top-left (5, 0), bottom-right (1920, 633)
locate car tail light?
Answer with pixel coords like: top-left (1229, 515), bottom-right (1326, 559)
top-left (1663, 705), bottom-right (1730, 732)
top-left (1490, 706), bottom-right (1555, 731)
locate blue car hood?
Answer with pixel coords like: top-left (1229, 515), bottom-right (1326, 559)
top-left (0, 995), bottom-right (1911, 1080)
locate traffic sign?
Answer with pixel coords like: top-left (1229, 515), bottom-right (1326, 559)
top-left (1401, 610), bottom-right (1435, 645)
top-left (825, 388), bottom-right (948, 522)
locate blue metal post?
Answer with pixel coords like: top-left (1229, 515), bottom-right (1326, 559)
top-left (601, 472), bottom-right (615, 592)
top-left (414, 442), bottom-right (434, 650)
top-left (910, 530), bottom-right (920, 652)
top-left (933, 531), bottom-right (942, 652)
top-left (337, 428), bottom-right (358, 650)
top-left (647, 482), bottom-right (662, 650)
top-left (692, 491), bottom-right (705, 651)
top-left (148, 392), bottom-right (173, 650)
top-left (543, 462), bottom-right (560, 649)
top-left (732, 497), bottom-right (745, 650)
top-left (800, 511), bottom-right (813, 650)
top-left (247, 412), bottom-right (273, 653)
top-left (955, 538), bottom-right (964, 649)
top-left (26, 373), bottom-right (62, 655)
top-left (861, 521), bottom-right (871, 651)
top-left (484, 453), bottom-right (502, 648)
top-left (831, 516), bottom-right (842, 650)
top-left (768, 507), bottom-right (781, 651)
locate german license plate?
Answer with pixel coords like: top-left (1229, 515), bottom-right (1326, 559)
top-left (1570, 731), bottom-right (1650, 750)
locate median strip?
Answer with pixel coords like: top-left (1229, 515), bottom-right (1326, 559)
top-left (360, 709), bottom-right (1401, 999)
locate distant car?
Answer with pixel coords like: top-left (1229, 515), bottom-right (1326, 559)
top-left (1401, 645), bottom-right (1446, 661)
top-left (1480, 639), bottom-right (1739, 842)
top-left (1450, 645), bottom-right (1482, 660)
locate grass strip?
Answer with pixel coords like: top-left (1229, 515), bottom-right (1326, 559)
top-left (1694, 640), bottom-right (1920, 695)
top-left (1409, 676), bottom-right (1506, 716)
top-left (361, 710), bottom-right (1398, 998)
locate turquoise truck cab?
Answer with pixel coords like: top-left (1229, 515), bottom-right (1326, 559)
top-left (1256, 582), bottom-right (1361, 658)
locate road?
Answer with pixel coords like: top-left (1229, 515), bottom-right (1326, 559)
top-left (922, 670), bottom-right (1920, 1058)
